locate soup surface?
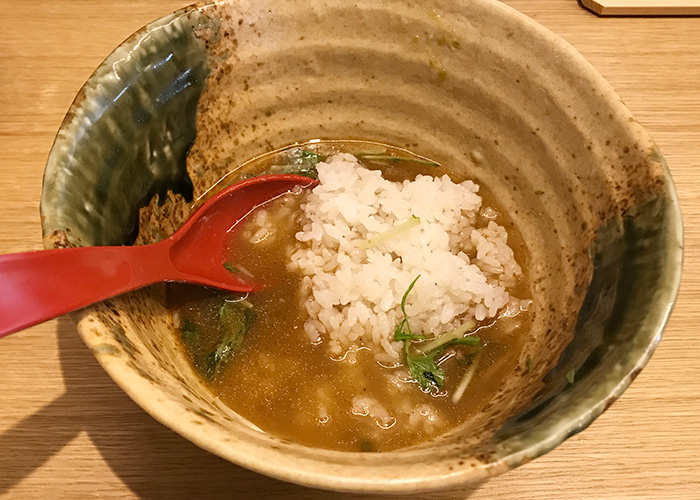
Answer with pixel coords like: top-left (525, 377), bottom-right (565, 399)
top-left (168, 141), bottom-right (531, 452)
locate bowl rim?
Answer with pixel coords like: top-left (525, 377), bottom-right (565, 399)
top-left (43, 0), bottom-right (684, 493)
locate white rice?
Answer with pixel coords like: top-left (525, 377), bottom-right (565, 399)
top-left (287, 153), bottom-right (522, 364)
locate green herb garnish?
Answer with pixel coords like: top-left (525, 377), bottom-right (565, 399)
top-left (355, 153), bottom-right (440, 167)
top-left (360, 215), bottom-right (421, 249)
top-left (566, 369), bottom-right (576, 385)
top-left (180, 318), bottom-right (199, 346)
top-left (281, 148), bottom-right (325, 179)
top-left (294, 148), bottom-right (325, 163)
top-left (393, 325), bottom-right (425, 341)
top-left (201, 300), bottom-right (256, 380)
top-left (394, 276), bottom-right (480, 391)
top-left (525, 355), bottom-right (532, 374)
top-left (415, 320), bottom-right (478, 354)
top-left (393, 276), bottom-right (425, 341)
top-left (223, 262), bottom-right (239, 274)
top-left (405, 343), bottom-right (445, 389)
top-left (359, 440), bottom-right (375, 452)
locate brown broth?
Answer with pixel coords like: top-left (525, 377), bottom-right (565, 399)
top-left (168, 141), bottom-right (531, 452)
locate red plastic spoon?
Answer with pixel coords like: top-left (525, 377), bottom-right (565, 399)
top-left (0, 174), bottom-right (317, 338)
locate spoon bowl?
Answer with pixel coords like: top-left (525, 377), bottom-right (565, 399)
top-left (168, 174), bottom-right (317, 290)
top-left (0, 174), bottom-right (317, 338)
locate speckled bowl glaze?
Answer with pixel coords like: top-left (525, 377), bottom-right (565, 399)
top-left (40, 0), bottom-right (682, 493)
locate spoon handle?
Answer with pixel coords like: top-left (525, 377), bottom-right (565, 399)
top-left (0, 244), bottom-right (168, 338)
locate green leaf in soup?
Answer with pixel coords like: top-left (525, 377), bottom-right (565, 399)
top-left (393, 275), bottom-right (481, 391)
top-left (401, 275), bottom-right (420, 318)
top-left (359, 439), bottom-right (376, 452)
top-left (279, 148), bottom-right (325, 179)
top-left (355, 153), bottom-right (440, 167)
top-left (201, 300), bottom-right (256, 380)
top-left (180, 318), bottom-right (199, 346)
top-left (433, 335), bottom-right (481, 355)
top-left (393, 320), bottom-right (425, 341)
top-left (290, 149), bottom-right (325, 166)
top-left (406, 348), bottom-right (445, 390)
top-left (223, 262), bottom-right (239, 274)
top-left (405, 337), bottom-right (480, 391)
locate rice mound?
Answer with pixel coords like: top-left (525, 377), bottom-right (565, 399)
top-left (288, 153), bottom-right (522, 364)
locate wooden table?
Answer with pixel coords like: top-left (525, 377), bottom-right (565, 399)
top-left (1, 1), bottom-right (698, 498)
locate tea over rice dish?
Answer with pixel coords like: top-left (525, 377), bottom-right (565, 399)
top-left (169, 143), bottom-right (531, 452)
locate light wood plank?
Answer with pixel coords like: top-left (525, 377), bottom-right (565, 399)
top-left (581, 0), bottom-right (700, 16)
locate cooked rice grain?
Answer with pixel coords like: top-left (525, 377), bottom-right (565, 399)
top-left (287, 153), bottom-right (522, 361)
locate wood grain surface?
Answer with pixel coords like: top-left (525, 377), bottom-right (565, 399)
top-left (581, 0), bottom-right (700, 16)
top-left (1, 1), bottom-right (699, 499)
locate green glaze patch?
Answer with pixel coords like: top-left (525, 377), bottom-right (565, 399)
top-left (490, 190), bottom-right (682, 465)
top-left (111, 323), bottom-right (138, 357)
top-left (92, 343), bottom-right (119, 356)
top-left (41, 8), bottom-right (215, 247)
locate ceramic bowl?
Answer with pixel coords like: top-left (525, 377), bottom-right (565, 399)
top-left (40, 0), bottom-right (682, 493)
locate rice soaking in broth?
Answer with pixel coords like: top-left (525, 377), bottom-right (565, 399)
top-left (168, 141), bottom-right (532, 452)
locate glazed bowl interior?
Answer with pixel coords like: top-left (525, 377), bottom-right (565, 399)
top-left (40, 0), bottom-right (682, 493)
